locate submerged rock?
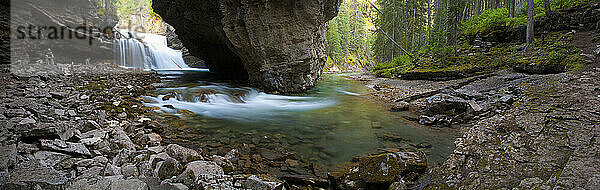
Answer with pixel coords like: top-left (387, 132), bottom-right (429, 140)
top-left (152, 0), bottom-right (341, 93)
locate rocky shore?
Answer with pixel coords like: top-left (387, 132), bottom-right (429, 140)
top-left (347, 31), bottom-right (600, 189)
top-left (0, 63), bottom-right (293, 190)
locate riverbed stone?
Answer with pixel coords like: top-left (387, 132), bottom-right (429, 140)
top-left (243, 175), bottom-right (285, 190)
top-left (165, 144), bottom-right (202, 164)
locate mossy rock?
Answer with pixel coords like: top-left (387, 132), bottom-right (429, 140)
top-left (328, 152), bottom-right (427, 190)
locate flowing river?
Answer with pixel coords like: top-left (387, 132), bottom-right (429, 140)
top-left (141, 72), bottom-right (458, 166)
top-left (113, 31), bottom-right (457, 167)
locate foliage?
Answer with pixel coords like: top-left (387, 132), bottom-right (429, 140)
top-left (462, 8), bottom-right (526, 37)
top-left (113, 0), bottom-right (160, 19)
top-left (325, 0), bottom-right (376, 72)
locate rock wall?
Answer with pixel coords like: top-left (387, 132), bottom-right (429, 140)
top-left (152, 0), bottom-right (341, 93)
top-left (10, 0), bottom-right (118, 66)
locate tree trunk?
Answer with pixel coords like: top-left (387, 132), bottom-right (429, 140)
top-left (509, 0), bottom-right (516, 18)
top-left (544, 0), bottom-right (552, 16)
top-left (527, 0), bottom-right (534, 46)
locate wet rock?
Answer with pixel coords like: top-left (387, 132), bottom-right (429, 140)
top-left (390, 101), bottom-right (410, 112)
top-left (261, 150), bottom-right (286, 161)
top-left (165, 144), bottom-right (203, 164)
top-left (419, 115), bottom-right (451, 126)
top-left (40, 139), bottom-right (92, 157)
top-left (5, 165), bottom-right (68, 189)
top-left (425, 94), bottom-right (470, 115)
top-left (212, 155), bottom-right (235, 173)
top-left (243, 175), bottom-right (285, 190)
top-left (328, 152), bottom-right (427, 189)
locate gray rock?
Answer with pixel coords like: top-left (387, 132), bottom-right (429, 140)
top-left (160, 181), bottom-right (189, 190)
top-left (136, 133), bottom-right (162, 147)
top-left (5, 166), bottom-right (68, 189)
top-left (165, 144), bottom-right (202, 164)
top-left (0, 144), bottom-right (17, 172)
top-left (112, 148), bottom-right (134, 167)
top-left (110, 127), bottom-right (136, 151)
top-left (500, 95), bottom-right (514, 105)
top-left (68, 176), bottom-right (149, 190)
top-left (19, 117), bottom-right (36, 125)
top-left (157, 157), bottom-right (181, 180)
top-left (148, 146), bottom-right (165, 154)
top-left (177, 161), bottom-right (224, 185)
top-left (390, 101), bottom-right (410, 112)
top-left (425, 94), bottom-right (470, 115)
top-left (34, 151), bottom-right (71, 167)
top-left (122, 164), bottom-right (139, 179)
top-left (78, 166), bottom-right (104, 179)
top-left (243, 175), bottom-right (285, 190)
top-left (67, 110), bottom-right (77, 117)
top-left (153, 0), bottom-right (341, 93)
top-left (40, 139), bottom-right (92, 157)
top-left (103, 163), bottom-right (122, 176)
top-left (55, 109), bottom-right (65, 116)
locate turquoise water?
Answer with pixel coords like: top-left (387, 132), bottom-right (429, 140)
top-left (143, 73), bottom-right (457, 166)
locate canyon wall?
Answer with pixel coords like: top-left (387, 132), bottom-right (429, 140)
top-left (153, 0), bottom-right (341, 93)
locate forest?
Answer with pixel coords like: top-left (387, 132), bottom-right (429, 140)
top-left (325, 0), bottom-right (595, 76)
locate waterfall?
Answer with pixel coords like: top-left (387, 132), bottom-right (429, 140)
top-left (113, 29), bottom-right (190, 70)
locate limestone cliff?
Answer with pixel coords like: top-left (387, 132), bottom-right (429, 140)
top-left (152, 0), bottom-right (341, 93)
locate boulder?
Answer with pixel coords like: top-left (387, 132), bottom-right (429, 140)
top-left (243, 175), bottom-right (285, 190)
top-left (5, 166), bottom-right (68, 189)
top-left (328, 152), bottom-right (427, 190)
top-left (40, 139), bottom-right (92, 157)
top-left (157, 157), bottom-right (181, 180)
top-left (122, 164), bottom-right (140, 179)
top-left (34, 151), bottom-right (72, 167)
top-left (152, 0), bottom-right (341, 93)
top-left (390, 101), bottom-right (410, 112)
top-left (67, 176), bottom-right (149, 190)
top-left (165, 144), bottom-right (203, 164)
top-left (424, 94), bottom-right (470, 115)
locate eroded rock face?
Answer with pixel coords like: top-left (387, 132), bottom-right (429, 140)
top-left (152, 0), bottom-right (341, 93)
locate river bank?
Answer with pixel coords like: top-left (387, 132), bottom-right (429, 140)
top-left (345, 31), bottom-right (600, 189)
top-left (0, 63), bottom-right (295, 189)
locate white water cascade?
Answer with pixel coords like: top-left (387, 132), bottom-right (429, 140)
top-left (113, 29), bottom-right (193, 71)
